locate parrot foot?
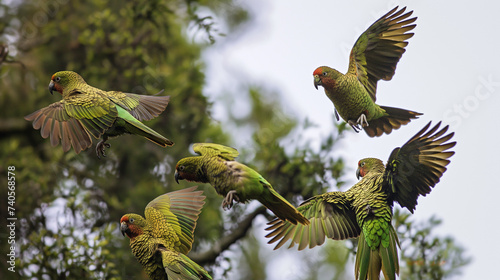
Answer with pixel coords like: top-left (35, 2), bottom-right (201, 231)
top-left (222, 190), bottom-right (240, 210)
top-left (96, 141), bottom-right (111, 159)
top-left (356, 113), bottom-right (369, 127)
top-left (348, 120), bottom-right (361, 133)
top-left (348, 114), bottom-right (369, 133)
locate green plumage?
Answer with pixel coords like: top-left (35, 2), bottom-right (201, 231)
top-left (313, 6), bottom-right (422, 137)
top-left (174, 143), bottom-right (309, 225)
top-left (25, 71), bottom-right (173, 157)
top-left (120, 186), bottom-right (212, 280)
top-left (266, 122), bottom-right (455, 280)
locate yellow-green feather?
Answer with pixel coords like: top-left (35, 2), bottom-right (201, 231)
top-left (125, 187), bottom-right (211, 280)
top-left (177, 143), bottom-right (308, 225)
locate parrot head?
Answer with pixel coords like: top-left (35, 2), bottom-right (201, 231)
top-left (356, 158), bottom-right (384, 179)
top-left (174, 158), bottom-right (205, 184)
top-left (120, 214), bottom-right (146, 239)
top-left (48, 71), bottom-right (86, 95)
top-left (313, 66), bottom-right (337, 90)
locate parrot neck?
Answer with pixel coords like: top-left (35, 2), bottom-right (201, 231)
top-left (196, 163), bottom-right (210, 183)
top-left (187, 157), bottom-right (210, 183)
top-left (323, 69), bottom-right (343, 89)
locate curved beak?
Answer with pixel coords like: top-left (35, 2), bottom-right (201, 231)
top-left (48, 80), bottom-right (55, 95)
top-left (356, 167), bottom-right (361, 180)
top-left (120, 222), bottom-right (128, 237)
top-left (174, 170), bottom-right (181, 184)
top-left (313, 75), bottom-right (321, 90)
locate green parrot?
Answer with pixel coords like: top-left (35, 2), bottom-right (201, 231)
top-left (266, 122), bottom-right (455, 280)
top-left (25, 71), bottom-right (173, 158)
top-left (120, 186), bottom-right (212, 280)
top-left (313, 6), bottom-right (422, 137)
top-left (174, 143), bottom-right (309, 225)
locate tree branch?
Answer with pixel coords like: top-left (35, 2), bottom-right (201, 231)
top-left (189, 206), bottom-right (267, 265)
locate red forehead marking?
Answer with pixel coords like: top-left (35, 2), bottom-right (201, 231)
top-left (120, 216), bottom-right (129, 223)
top-left (51, 74), bottom-right (56, 81)
top-left (313, 67), bottom-right (323, 76)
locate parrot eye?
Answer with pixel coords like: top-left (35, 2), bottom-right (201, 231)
top-left (360, 162), bottom-right (365, 167)
top-left (55, 77), bottom-right (61, 82)
top-left (322, 72), bottom-right (327, 76)
top-left (129, 218), bottom-right (135, 223)
top-left (179, 166), bottom-right (185, 171)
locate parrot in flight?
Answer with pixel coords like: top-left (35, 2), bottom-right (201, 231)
top-left (120, 186), bottom-right (212, 280)
top-left (265, 121), bottom-right (455, 280)
top-left (174, 143), bottom-right (309, 225)
top-left (25, 71), bottom-right (173, 158)
top-left (313, 6), bottom-right (422, 137)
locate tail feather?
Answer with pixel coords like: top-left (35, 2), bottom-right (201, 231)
top-left (117, 106), bottom-right (174, 147)
top-left (364, 106), bottom-right (422, 137)
top-left (355, 228), bottom-right (399, 280)
top-left (259, 188), bottom-right (309, 225)
top-left (162, 250), bottom-right (212, 280)
top-left (137, 124), bottom-right (174, 147)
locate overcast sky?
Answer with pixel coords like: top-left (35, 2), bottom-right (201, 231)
top-left (203, 0), bottom-right (500, 279)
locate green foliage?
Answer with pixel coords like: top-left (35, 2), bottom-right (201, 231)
top-left (0, 0), bottom-right (240, 278)
top-left (394, 209), bottom-right (471, 280)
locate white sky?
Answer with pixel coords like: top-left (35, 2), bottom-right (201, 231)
top-left (203, 1), bottom-right (500, 279)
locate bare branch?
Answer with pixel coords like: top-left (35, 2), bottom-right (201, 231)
top-left (189, 206), bottom-right (267, 265)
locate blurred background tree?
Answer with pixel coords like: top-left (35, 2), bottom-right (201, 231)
top-left (0, 0), bottom-right (469, 279)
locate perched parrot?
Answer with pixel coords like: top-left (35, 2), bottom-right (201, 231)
top-left (174, 143), bottom-right (309, 225)
top-left (120, 186), bottom-right (211, 280)
top-left (313, 6), bottom-right (422, 137)
top-left (25, 71), bottom-right (173, 158)
top-left (265, 122), bottom-right (455, 280)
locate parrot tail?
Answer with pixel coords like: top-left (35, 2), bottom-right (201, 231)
top-left (131, 123), bottom-right (174, 147)
top-left (355, 226), bottom-right (400, 280)
top-left (259, 188), bottom-right (310, 225)
top-left (162, 250), bottom-right (212, 280)
top-left (141, 126), bottom-right (174, 148)
top-left (364, 106), bottom-right (422, 137)
top-left (116, 105), bottom-right (174, 147)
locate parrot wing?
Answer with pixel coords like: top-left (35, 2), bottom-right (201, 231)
top-left (145, 186), bottom-right (205, 255)
top-left (383, 121), bottom-right (455, 213)
top-left (265, 191), bottom-right (360, 250)
top-left (192, 143), bottom-right (239, 161)
top-left (347, 6), bottom-right (416, 101)
top-left (106, 90), bottom-right (170, 121)
top-left (24, 95), bottom-right (117, 154)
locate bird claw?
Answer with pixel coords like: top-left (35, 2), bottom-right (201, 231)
top-left (222, 190), bottom-right (240, 210)
top-left (96, 141), bottom-right (111, 159)
top-left (357, 113), bottom-right (369, 128)
top-left (348, 114), bottom-right (369, 133)
top-left (348, 120), bottom-right (361, 133)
